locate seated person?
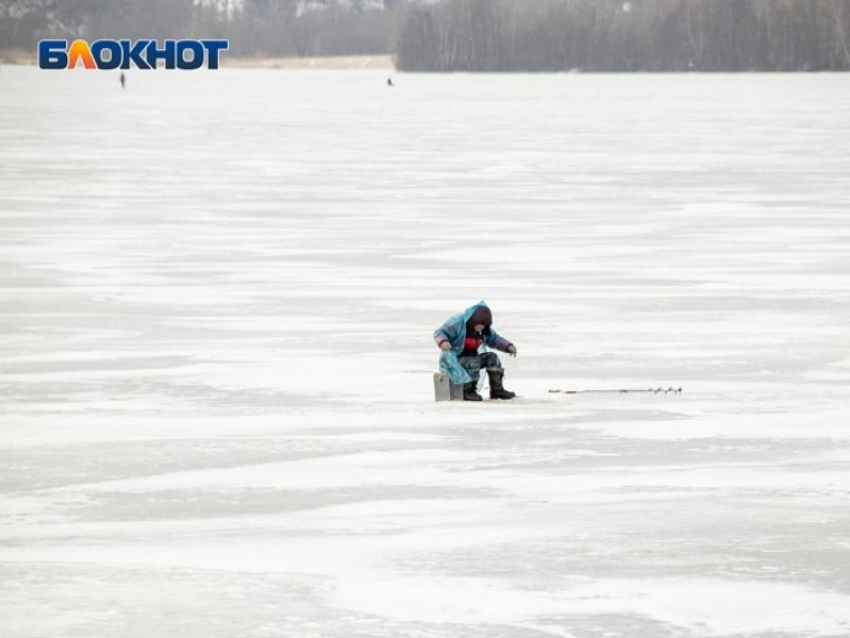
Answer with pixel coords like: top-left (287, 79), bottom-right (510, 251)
top-left (434, 301), bottom-right (517, 401)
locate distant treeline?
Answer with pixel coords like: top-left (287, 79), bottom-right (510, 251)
top-left (0, 0), bottom-right (404, 58)
top-left (397, 0), bottom-right (850, 71)
top-left (2, 0), bottom-right (850, 71)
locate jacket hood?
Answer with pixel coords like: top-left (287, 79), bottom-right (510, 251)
top-left (464, 301), bottom-right (492, 335)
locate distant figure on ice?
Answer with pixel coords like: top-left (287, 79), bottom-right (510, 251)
top-left (434, 301), bottom-right (517, 401)
top-left (120, 72), bottom-right (126, 89)
top-left (387, 77), bottom-right (394, 87)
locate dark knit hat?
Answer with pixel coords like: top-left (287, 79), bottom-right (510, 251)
top-left (467, 305), bottom-right (492, 328)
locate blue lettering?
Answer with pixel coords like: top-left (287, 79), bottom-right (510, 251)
top-left (91, 40), bottom-right (122, 70)
top-left (177, 41), bottom-right (204, 70)
top-left (39, 38), bottom-right (229, 71)
top-left (38, 39), bottom-right (68, 70)
top-left (201, 40), bottom-right (229, 70)
top-left (145, 40), bottom-right (176, 70)
top-left (121, 39), bottom-right (151, 70)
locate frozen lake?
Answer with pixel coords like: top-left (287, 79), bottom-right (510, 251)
top-left (1, 66), bottom-right (850, 637)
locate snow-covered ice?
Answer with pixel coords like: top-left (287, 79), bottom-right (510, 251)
top-left (1, 66), bottom-right (850, 637)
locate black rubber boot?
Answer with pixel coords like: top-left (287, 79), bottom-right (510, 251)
top-left (463, 382), bottom-right (483, 401)
top-left (488, 370), bottom-right (516, 400)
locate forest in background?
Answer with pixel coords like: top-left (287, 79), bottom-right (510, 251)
top-left (0, 0), bottom-right (405, 58)
top-left (397, 0), bottom-right (850, 71)
top-left (2, 0), bottom-right (849, 71)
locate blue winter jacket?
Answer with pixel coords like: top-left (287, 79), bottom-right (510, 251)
top-left (434, 301), bottom-right (513, 384)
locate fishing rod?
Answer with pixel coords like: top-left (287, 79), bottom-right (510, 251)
top-left (548, 387), bottom-right (683, 395)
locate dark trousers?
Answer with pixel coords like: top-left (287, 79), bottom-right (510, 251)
top-left (458, 351), bottom-right (503, 382)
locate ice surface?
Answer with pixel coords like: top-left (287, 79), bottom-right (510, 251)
top-left (1, 66), bottom-right (850, 637)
